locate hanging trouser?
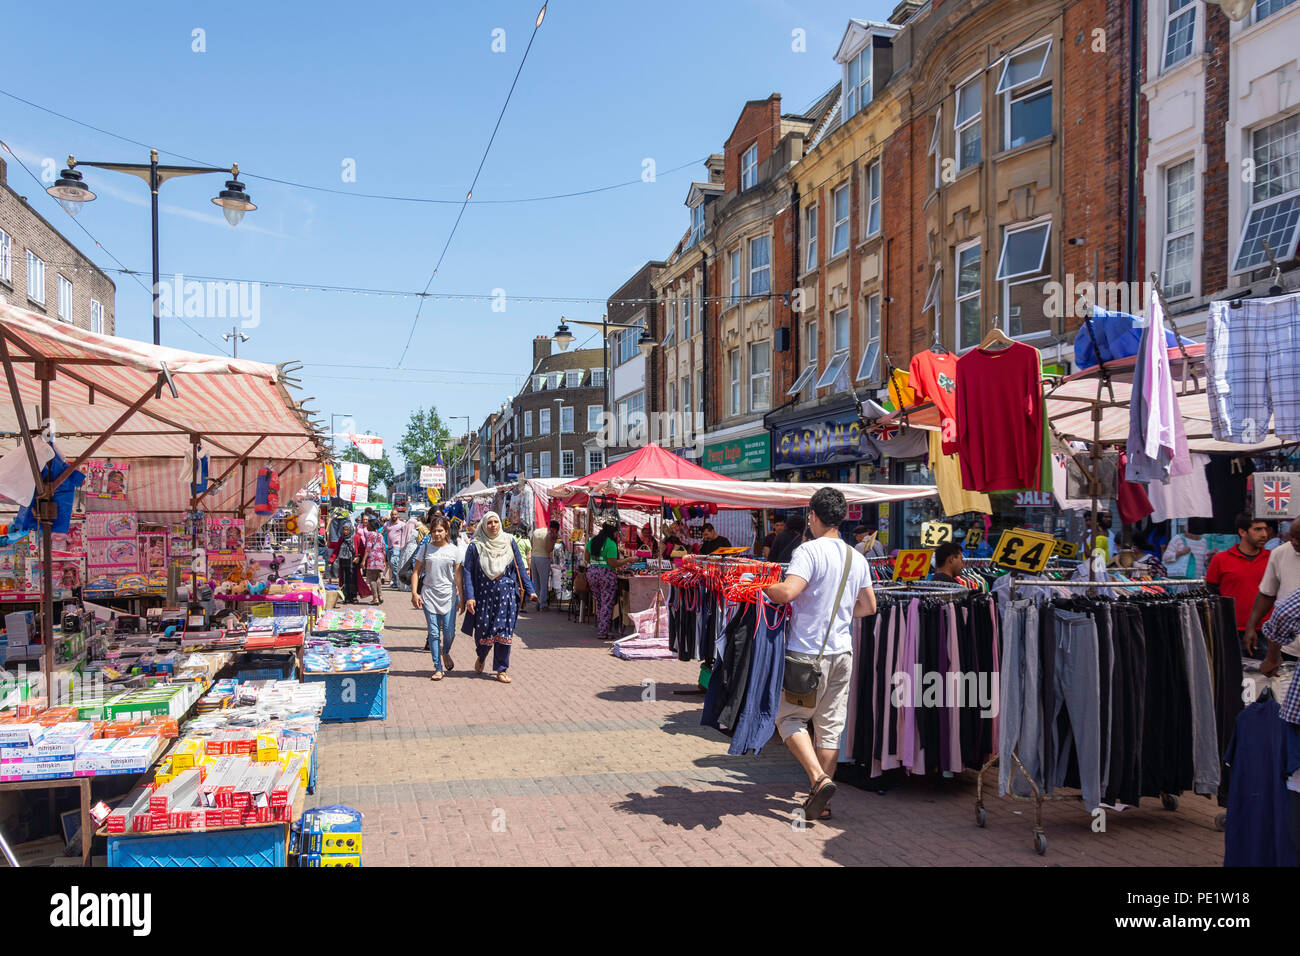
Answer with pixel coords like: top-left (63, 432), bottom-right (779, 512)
top-left (1180, 602), bottom-right (1220, 796)
top-left (998, 601), bottom-right (1043, 799)
top-left (1048, 608), bottom-right (1102, 811)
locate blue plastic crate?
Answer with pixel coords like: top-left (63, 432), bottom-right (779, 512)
top-left (234, 652), bottom-right (296, 682)
top-left (303, 670), bottom-right (387, 722)
top-left (107, 824), bottom-right (287, 867)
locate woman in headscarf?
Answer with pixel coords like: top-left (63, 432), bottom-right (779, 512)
top-left (586, 517), bottom-right (634, 640)
top-left (463, 511), bottom-right (536, 683)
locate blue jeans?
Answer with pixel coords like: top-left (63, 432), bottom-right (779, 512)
top-left (423, 599), bottom-right (457, 671)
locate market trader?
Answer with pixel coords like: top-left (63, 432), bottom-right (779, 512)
top-left (1206, 514), bottom-right (1271, 659)
top-left (1257, 593), bottom-right (1300, 858)
top-left (1244, 515), bottom-right (1300, 659)
top-left (930, 541), bottom-right (965, 584)
top-left (698, 522), bottom-right (732, 555)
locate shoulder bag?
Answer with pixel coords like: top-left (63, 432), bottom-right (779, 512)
top-left (782, 540), bottom-right (853, 708)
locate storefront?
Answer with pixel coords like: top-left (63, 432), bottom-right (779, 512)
top-left (701, 434), bottom-right (770, 481)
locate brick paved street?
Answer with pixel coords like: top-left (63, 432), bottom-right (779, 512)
top-left (309, 589), bottom-right (1227, 866)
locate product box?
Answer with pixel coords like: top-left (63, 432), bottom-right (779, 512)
top-left (139, 533), bottom-right (167, 574)
top-left (84, 511), bottom-right (138, 539)
top-left (81, 461), bottom-right (130, 499)
top-left (87, 538), bottom-right (141, 568)
top-left (105, 737), bottom-right (159, 774)
top-left (0, 723), bottom-right (46, 748)
top-left (32, 722), bottom-right (94, 759)
top-left (206, 516), bottom-right (245, 553)
top-left (73, 738), bottom-right (123, 776)
top-left (2, 759), bottom-right (78, 781)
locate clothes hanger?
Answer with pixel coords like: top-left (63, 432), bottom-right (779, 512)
top-left (978, 317), bottom-right (1016, 352)
top-left (928, 324), bottom-right (949, 355)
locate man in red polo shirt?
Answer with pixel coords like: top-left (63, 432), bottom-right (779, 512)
top-left (1206, 513), bottom-right (1271, 659)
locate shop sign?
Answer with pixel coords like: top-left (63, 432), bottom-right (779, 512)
top-left (702, 435), bottom-right (771, 476)
top-left (1014, 492), bottom-right (1054, 508)
top-left (773, 411), bottom-right (865, 468)
top-left (920, 522), bottom-right (953, 547)
top-left (420, 466), bottom-right (446, 488)
top-left (893, 549), bottom-right (933, 581)
top-left (992, 527), bottom-right (1056, 572)
top-left (1255, 472), bottom-right (1298, 519)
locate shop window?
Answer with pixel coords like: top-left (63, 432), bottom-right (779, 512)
top-left (997, 219), bottom-right (1053, 339)
top-left (1233, 114), bottom-right (1300, 274)
top-left (1162, 159), bottom-right (1197, 298)
top-left (955, 77), bottom-right (982, 171)
top-left (955, 241), bottom-right (982, 351)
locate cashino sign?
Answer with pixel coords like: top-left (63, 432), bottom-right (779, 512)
top-left (773, 411), bottom-right (866, 468)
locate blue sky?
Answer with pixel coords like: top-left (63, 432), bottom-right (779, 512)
top-left (1, 0), bottom-right (893, 468)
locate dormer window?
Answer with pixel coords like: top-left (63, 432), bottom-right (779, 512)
top-left (845, 45), bottom-right (872, 119)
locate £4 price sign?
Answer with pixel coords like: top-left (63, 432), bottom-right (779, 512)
top-left (893, 549), bottom-right (934, 581)
top-left (920, 522), bottom-right (953, 547)
top-left (992, 528), bottom-right (1057, 573)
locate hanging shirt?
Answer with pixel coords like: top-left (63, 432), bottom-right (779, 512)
top-left (1162, 534), bottom-right (1208, 577)
top-left (956, 343), bottom-right (1043, 493)
top-left (1126, 291), bottom-right (1192, 483)
top-left (909, 350), bottom-right (960, 454)
top-left (928, 431), bottom-right (991, 516)
top-left (1145, 453), bottom-right (1213, 522)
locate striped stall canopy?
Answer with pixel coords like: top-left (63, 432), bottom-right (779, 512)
top-left (0, 302), bottom-right (326, 521)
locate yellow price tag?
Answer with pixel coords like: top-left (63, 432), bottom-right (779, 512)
top-left (920, 522), bottom-right (953, 547)
top-left (893, 549), bottom-right (934, 581)
top-left (992, 528), bottom-right (1057, 573)
top-left (964, 526), bottom-right (984, 548)
top-left (1053, 539), bottom-right (1079, 559)
top-left (712, 546), bottom-right (749, 556)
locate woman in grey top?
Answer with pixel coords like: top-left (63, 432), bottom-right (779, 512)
top-left (411, 515), bottom-right (464, 681)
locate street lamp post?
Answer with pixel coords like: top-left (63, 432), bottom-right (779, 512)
top-left (222, 328), bottom-right (249, 358)
top-left (47, 150), bottom-right (256, 346)
top-left (551, 315), bottom-right (655, 444)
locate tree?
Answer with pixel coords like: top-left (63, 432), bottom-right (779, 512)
top-left (339, 435), bottom-right (396, 496)
top-left (397, 407), bottom-right (451, 470)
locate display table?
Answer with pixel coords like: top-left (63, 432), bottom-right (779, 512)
top-left (102, 789), bottom-right (306, 868)
top-left (617, 574), bottom-right (666, 629)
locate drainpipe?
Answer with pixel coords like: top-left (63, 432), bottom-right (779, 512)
top-left (700, 251), bottom-right (710, 439)
top-left (1124, 0), bottom-right (1141, 283)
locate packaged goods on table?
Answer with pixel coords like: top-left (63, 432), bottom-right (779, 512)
top-left (311, 607), bottom-right (385, 642)
top-left (303, 639), bottom-right (390, 673)
top-left (0, 708), bottom-right (177, 781)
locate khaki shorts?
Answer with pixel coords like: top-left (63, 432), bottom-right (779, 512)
top-left (776, 651), bottom-right (854, 750)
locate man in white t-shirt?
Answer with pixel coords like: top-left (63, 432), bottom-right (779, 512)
top-left (1245, 515), bottom-right (1300, 658)
top-left (764, 487), bottom-right (875, 823)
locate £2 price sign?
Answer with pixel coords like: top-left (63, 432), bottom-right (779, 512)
top-left (893, 549), bottom-right (933, 581)
top-left (920, 522), bottom-right (953, 547)
top-left (992, 528), bottom-right (1056, 573)
top-left (964, 526), bottom-right (984, 549)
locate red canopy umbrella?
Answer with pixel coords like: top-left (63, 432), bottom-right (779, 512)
top-left (558, 443), bottom-right (739, 508)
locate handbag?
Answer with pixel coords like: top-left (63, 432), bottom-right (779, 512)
top-left (782, 540), bottom-right (853, 708)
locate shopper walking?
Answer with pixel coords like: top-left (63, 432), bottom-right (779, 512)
top-left (335, 519), bottom-right (359, 605)
top-left (587, 517), bottom-right (633, 640)
top-left (359, 516), bottom-right (386, 605)
top-left (763, 488), bottom-right (875, 823)
top-left (530, 519), bottom-right (559, 612)
top-left (411, 516), bottom-right (464, 681)
top-left (462, 511), bottom-right (536, 683)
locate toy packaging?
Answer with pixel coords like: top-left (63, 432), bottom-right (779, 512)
top-left (83, 511), bottom-right (138, 539)
top-left (81, 461), bottom-right (130, 499)
top-left (139, 533), bottom-right (167, 573)
top-left (206, 516), bottom-right (245, 553)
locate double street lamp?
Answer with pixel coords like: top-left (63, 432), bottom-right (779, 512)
top-left (551, 315), bottom-right (655, 421)
top-left (46, 149), bottom-right (256, 346)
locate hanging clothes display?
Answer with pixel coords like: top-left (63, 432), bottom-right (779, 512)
top-left (928, 431), bottom-right (991, 517)
top-left (1203, 455), bottom-right (1254, 535)
top-left (1126, 290), bottom-right (1191, 483)
top-left (997, 589), bottom-right (1229, 811)
top-left (1224, 693), bottom-right (1299, 867)
top-left (1145, 453), bottom-right (1212, 522)
top-left (1116, 452), bottom-right (1154, 526)
top-left (909, 349), bottom-right (959, 454)
top-left (1206, 290), bottom-right (1300, 444)
top-left (956, 342), bottom-right (1045, 493)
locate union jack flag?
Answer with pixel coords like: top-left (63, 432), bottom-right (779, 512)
top-left (868, 422), bottom-right (900, 442)
top-left (1264, 479), bottom-right (1292, 512)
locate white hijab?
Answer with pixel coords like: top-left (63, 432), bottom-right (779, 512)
top-left (472, 511), bottom-right (514, 580)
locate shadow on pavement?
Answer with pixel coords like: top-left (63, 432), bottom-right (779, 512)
top-left (594, 683), bottom-right (702, 703)
top-left (612, 781), bottom-right (795, 831)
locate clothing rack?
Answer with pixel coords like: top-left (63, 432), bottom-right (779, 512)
top-left (976, 576), bottom-right (1209, 855)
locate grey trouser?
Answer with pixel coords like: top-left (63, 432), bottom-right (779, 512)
top-left (530, 556), bottom-right (551, 608)
top-left (1048, 608), bottom-right (1101, 811)
top-left (1180, 603), bottom-right (1221, 796)
top-left (999, 600), bottom-right (1043, 799)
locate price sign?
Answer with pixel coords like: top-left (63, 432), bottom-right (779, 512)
top-left (920, 522), bottom-right (953, 547)
top-left (893, 549), bottom-right (933, 581)
top-left (712, 546), bottom-right (749, 556)
top-left (964, 526), bottom-right (984, 549)
top-left (1053, 539), bottom-right (1079, 559)
top-left (992, 527), bottom-right (1057, 573)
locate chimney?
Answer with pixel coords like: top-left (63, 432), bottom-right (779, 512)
top-left (705, 154), bottom-right (724, 184)
top-left (533, 335), bottom-right (551, 368)
top-left (888, 0), bottom-right (924, 25)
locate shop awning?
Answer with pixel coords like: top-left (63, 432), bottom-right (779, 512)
top-left (0, 302), bottom-right (327, 519)
top-left (567, 476), bottom-right (938, 509)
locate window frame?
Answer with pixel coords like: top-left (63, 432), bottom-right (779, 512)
top-left (0, 228), bottom-right (11, 285)
top-left (561, 450), bottom-right (575, 478)
top-left (728, 348), bottom-right (741, 415)
top-left (587, 450), bottom-right (604, 474)
top-left (805, 203), bottom-right (819, 272)
top-left (683, 292), bottom-right (692, 339)
top-left (995, 38), bottom-right (1052, 95)
top-left (929, 108), bottom-right (943, 189)
top-left (1004, 83), bottom-right (1052, 151)
top-left (997, 218), bottom-right (1054, 340)
top-left (587, 404), bottom-right (603, 432)
top-left (748, 235), bottom-right (771, 296)
top-left (749, 340), bottom-right (771, 412)
top-left (729, 247), bottom-right (741, 304)
top-left (1233, 114), bottom-right (1300, 274)
top-left (90, 298), bottom-right (104, 335)
top-left (525, 452), bottom-right (534, 478)
top-left (954, 239), bottom-right (982, 352)
top-left (539, 407), bottom-right (552, 434)
top-left (26, 250), bottom-right (45, 305)
top-left (560, 405), bottom-right (574, 434)
top-left (741, 143), bottom-right (758, 191)
top-left (954, 76), bottom-right (982, 172)
top-left (57, 274), bottom-right (73, 322)
top-left (864, 161), bottom-right (882, 237)
top-left (1255, 0), bottom-right (1298, 20)
top-left (816, 307), bottom-right (851, 390)
top-left (845, 44), bottom-right (872, 119)
top-left (565, 369), bottom-right (582, 388)
top-left (856, 292), bottom-right (881, 382)
top-left (1162, 0), bottom-right (1196, 72)
top-left (1161, 158), bottom-right (1197, 299)
top-left (539, 451), bottom-right (551, 479)
top-left (831, 183), bottom-right (850, 257)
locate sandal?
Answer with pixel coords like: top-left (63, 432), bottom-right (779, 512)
top-left (444, 653), bottom-right (454, 672)
top-left (803, 775), bottom-right (837, 822)
top-left (474, 658), bottom-right (485, 675)
top-left (496, 672), bottom-right (512, 684)
top-left (430, 671), bottom-right (444, 681)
